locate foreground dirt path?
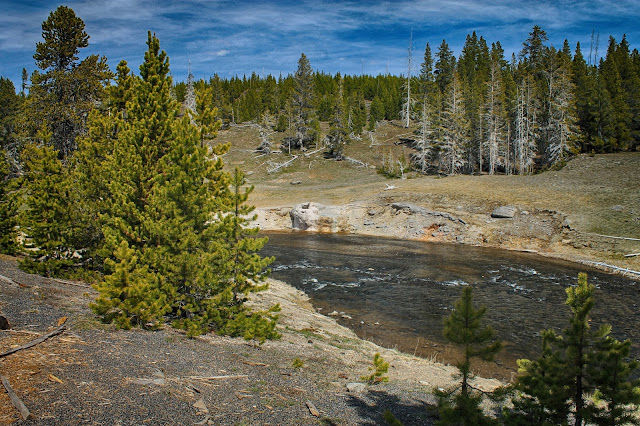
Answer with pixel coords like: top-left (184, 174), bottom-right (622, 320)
top-left (0, 257), bottom-right (501, 425)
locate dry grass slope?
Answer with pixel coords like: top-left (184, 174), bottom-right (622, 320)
top-left (213, 121), bottom-right (640, 274)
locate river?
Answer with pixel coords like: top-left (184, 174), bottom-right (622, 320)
top-left (260, 231), bottom-right (640, 380)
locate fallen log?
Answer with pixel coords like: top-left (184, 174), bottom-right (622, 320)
top-left (267, 155), bottom-right (298, 174)
top-left (592, 233), bottom-right (640, 242)
top-left (579, 260), bottom-right (640, 279)
top-left (0, 319), bottom-right (67, 358)
top-left (188, 375), bottom-right (249, 381)
top-left (51, 278), bottom-right (91, 288)
top-left (1, 374), bottom-right (35, 420)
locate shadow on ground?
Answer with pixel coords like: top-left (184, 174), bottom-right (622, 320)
top-left (345, 388), bottom-right (438, 425)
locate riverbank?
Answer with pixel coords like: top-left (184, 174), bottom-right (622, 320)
top-left (0, 256), bottom-right (501, 424)
top-left (217, 123), bottom-right (639, 276)
top-left (253, 200), bottom-right (640, 281)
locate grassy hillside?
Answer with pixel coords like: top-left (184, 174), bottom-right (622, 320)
top-left (215, 121), bottom-right (640, 263)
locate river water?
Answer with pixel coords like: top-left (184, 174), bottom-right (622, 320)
top-left (260, 232), bottom-right (640, 380)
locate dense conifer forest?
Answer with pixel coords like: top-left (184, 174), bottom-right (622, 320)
top-left (172, 27), bottom-right (640, 174)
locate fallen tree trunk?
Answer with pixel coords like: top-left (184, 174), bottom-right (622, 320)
top-left (592, 233), bottom-right (640, 242)
top-left (579, 260), bottom-right (640, 279)
top-left (0, 320), bottom-right (67, 358)
top-left (267, 155), bottom-right (298, 174)
top-left (1, 374), bottom-right (35, 420)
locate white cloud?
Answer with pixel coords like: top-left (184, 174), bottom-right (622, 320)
top-left (216, 49), bottom-right (230, 57)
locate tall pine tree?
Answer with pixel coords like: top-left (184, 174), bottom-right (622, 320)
top-left (436, 285), bottom-right (502, 425)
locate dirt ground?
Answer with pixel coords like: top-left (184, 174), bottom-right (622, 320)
top-left (0, 257), bottom-right (502, 425)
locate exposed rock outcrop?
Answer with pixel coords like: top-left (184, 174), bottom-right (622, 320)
top-left (289, 202), bottom-right (351, 232)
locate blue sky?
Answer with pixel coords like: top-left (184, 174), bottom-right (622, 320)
top-left (1, 0), bottom-right (639, 88)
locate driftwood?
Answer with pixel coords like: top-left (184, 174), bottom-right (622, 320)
top-left (1, 374), bottom-right (35, 420)
top-left (51, 278), bottom-right (91, 288)
top-left (0, 319), bottom-right (67, 358)
top-left (267, 155), bottom-right (298, 174)
top-left (592, 233), bottom-right (640, 242)
top-left (242, 361), bottom-right (269, 367)
top-left (343, 156), bottom-right (369, 168)
top-left (579, 260), bottom-right (640, 279)
top-left (306, 400), bottom-right (320, 417)
top-left (624, 253), bottom-right (640, 258)
top-left (188, 375), bottom-right (248, 381)
top-left (303, 147), bottom-right (324, 158)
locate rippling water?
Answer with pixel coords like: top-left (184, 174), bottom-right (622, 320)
top-left (260, 232), bottom-right (640, 379)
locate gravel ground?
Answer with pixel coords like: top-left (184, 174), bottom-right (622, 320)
top-left (1, 256), bottom-right (501, 425)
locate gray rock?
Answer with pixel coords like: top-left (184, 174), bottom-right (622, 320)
top-left (612, 205), bottom-right (624, 211)
top-left (391, 202), bottom-right (427, 215)
top-left (368, 210), bottom-right (376, 216)
top-left (491, 206), bottom-right (517, 219)
top-left (290, 180), bottom-right (302, 185)
top-left (346, 382), bottom-right (367, 393)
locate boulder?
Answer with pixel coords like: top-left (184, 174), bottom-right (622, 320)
top-left (346, 382), bottom-right (367, 393)
top-left (491, 206), bottom-right (517, 219)
top-left (290, 202), bottom-right (349, 232)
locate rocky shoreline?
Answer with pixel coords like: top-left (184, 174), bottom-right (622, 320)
top-left (254, 201), bottom-right (640, 280)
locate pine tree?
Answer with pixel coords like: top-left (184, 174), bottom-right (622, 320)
top-left (368, 95), bottom-right (385, 130)
top-left (20, 68), bottom-right (29, 96)
top-left (0, 150), bottom-right (18, 254)
top-left (436, 286), bottom-right (502, 425)
top-left (521, 26), bottom-right (549, 73)
top-left (91, 33), bottom-right (276, 341)
top-left (507, 329), bottom-right (572, 425)
top-left (326, 78), bottom-right (350, 159)
top-left (93, 32), bottom-right (209, 329)
top-left (435, 39), bottom-right (456, 96)
top-left (437, 72), bottom-right (469, 174)
top-left (484, 44), bottom-right (507, 175)
top-left (411, 96), bottom-right (437, 173)
top-left (514, 74), bottom-right (538, 174)
top-left (206, 167), bottom-right (279, 342)
top-left (18, 142), bottom-right (76, 276)
top-left (600, 37), bottom-right (633, 151)
top-left (90, 240), bottom-right (169, 329)
top-left (543, 47), bottom-right (579, 168)
top-left (290, 53), bottom-right (315, 149)
top-left (26, 6), bottom-right (112, 158)
top-left (0, 77), bottom-right (21, 166)
top-left (509, 273), bottom-right (638, 425)
top-left (419, 42), bottom-right (435, 97)
top-left (587, 336), bottom-right (640, 425)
